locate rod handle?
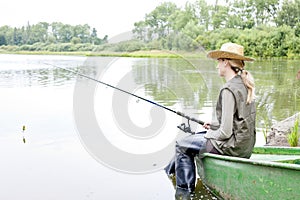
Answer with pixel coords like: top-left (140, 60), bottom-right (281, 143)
top-left (176, 111), bottom-right (218, 130)
top-left (176, 111), bottom-right (205, 125)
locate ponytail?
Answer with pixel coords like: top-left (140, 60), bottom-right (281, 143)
top-left (241, 70), bottom-right (255, 104)
top-left (228, 59), bottom-right (255, 104)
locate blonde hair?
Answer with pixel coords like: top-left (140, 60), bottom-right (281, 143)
top-left (228, 59), bottom-right (255, 104)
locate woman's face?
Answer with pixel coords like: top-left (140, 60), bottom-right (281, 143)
top-left (216, 59), bottom-right (227, 77)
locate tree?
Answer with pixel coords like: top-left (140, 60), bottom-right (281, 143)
top-left (51, 22), bottom-right (64, 42)
top-left (275, 0), bottom-right (300, 27)
top-left (13, 27), bottom-right (23, 45)
top-left (0, 34), bottom-right (6, 45)
top-left (195, 0), bottom-right (210, 30)
top-left (60, 24), bottom-right (73, 43)
top-left (90, 28), bottom-right (98, 44)
top-left (27, 22), bottom-right (49, 44)
top-left (226, 0), bottom-right (255, 29)
top-left (169, 2), bottom-right (197, 32)
top-left (73, 24), bottom-right (90, 43)
top-left (144, 2), bottom-right (179, 39)
top-left (0, 22), bottom-right (104, 47)
top-left (211, 4), bottom-right (229, 29)
top-left (252, 0), bottom-right (279, 25)
top-left (180, 20), bottom-right (204, 50)
top-left (0, 25), bottom-right (14, 45)
top-left (133, 21), bottom-right (149, 42)
top-left (50, 22), bottom-right (73, 43)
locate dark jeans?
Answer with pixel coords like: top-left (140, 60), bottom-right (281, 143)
top-left (165, 132), bottom-right (208, 193)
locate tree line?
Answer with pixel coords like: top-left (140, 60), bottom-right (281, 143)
top-left (0, 22), bottom-right (108, 51)
top-left (1, 0), bottom-right (300, 58)
top-left (132, 0), bottom-right (300, 58)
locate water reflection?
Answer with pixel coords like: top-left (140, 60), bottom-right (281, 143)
top-left (250, 60), bottom-right (300, 132)
top-left (132, 58), bottom-right (211, 109)
top-left (0, 67), bottom-right (77, 87)
top-left (167, 175), bottom-right (219, 200)
top-left (130, 58), bottom-right (300, 132)
top-left (0, 54), bottom-right (85, 87)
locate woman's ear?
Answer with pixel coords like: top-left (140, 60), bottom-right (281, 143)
top-left (224, 59), bottom-right (230, 67)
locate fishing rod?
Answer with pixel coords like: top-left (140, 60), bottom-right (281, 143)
top-left (44, 63), bottom-right (214, 129)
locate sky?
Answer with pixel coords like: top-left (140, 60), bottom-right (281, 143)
top-left (1, 0), bottom-right (193, 39)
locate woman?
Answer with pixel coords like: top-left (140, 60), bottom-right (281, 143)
top-left (165, 42), bottom-right (256, 199)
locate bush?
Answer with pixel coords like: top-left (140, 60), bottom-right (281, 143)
top-left (113, 40), bottom-right (146, 52)
top-left (195, 25), bottom-right (300, 59)
top-left (288, 117), bottom-right (299, 147)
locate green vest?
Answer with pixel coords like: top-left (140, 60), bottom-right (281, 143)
top-left (214, 75), bottom-right (256, 158)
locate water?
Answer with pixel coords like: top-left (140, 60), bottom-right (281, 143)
top-left (1, 54), bottom-right (299, 199)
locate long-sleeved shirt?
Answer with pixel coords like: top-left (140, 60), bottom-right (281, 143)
top-left (205, 89), bottom-right (235, 141)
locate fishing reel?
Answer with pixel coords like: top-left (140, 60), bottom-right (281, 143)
top-left (177, 119), bottom-right (195, 134)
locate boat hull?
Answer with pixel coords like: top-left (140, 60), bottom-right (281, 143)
top-left (196, 147), bottom-right (300, 200)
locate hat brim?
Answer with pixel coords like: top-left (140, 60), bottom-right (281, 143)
top-left (207, 50), bottom-right (254, 61)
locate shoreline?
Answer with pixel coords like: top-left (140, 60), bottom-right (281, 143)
top-left (0, 50), bottom-right (206, 59)
top-left (2, 50), bottom-right (299, 61)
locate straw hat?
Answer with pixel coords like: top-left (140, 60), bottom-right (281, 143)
top-left (207, 42), bottom-right (254, 61)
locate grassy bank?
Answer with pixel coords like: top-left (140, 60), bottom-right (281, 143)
top-left (5, 49), bottom-right (299, 60)
top-left (0, 49), bottom-right (206, 59)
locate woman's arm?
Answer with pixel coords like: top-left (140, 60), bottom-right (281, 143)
top-left (205, 89), bottom-right (235, 140)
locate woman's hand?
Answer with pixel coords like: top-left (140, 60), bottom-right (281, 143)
top-left (203, 122), bottom-right (211, 130)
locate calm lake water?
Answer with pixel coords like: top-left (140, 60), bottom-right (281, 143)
top-left (1, 54), bottom-right (300, 200)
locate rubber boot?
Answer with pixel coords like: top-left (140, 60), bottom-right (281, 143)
top-left (174, 135), bottom-right (202, 193)
top-left (175, 148), bottom-right (196, 193)
top-left (164, 156), bottom-right (175, 176)
top-left (175, 187), bottom-right (191, 200)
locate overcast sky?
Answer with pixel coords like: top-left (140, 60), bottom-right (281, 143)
top-left (1, 0), bottom-right (195, 39)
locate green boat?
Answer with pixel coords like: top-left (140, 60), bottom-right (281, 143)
top-left (196, 146), bottom-right (300, 200)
